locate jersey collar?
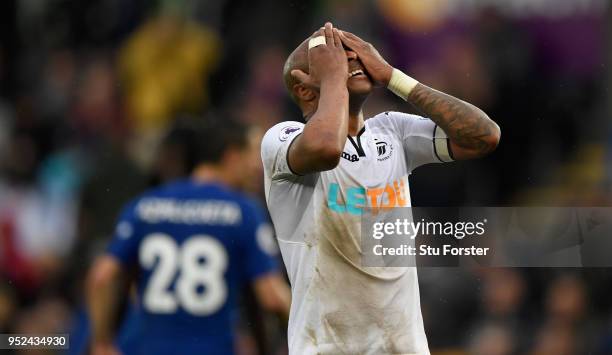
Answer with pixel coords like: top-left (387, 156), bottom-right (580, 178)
top-left (347, 126), bottom-right (367, 157)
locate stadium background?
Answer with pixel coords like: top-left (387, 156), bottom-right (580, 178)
top-left (0, 0), bottom-right (611, 354)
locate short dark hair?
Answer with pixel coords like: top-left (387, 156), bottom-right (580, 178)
top-left (197, 117), bottom-right (249, 164)
top-left (168, 115), bottom-right (249, 166)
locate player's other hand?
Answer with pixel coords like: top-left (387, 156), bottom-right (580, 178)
top-left (291, 22), bottom-right (348, 89)
top-left (339, 30), bottom-right (393, 87)
top-left (91, 342), bottom-right (121, 355)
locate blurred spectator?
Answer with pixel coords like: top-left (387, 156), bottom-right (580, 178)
top-left (529, 322), bottom-right (576, 355)
top-left (70, 56), bottom-right (123, 142)
top-left (546, 274), bottom-right (586, 325)
top-left (0, 284), bottom-right (17, 332)
top-left (481, 269), bottom-right (525, 319)
top-left (13, 297), bottom-right (71, 355)
top-left (538, 273), bottom-right (601, 354)
top-left (0, 125), bottom-right (77, 295)
top-left (118, 3), bottom-right (220, 166)
top-left (468, 322), bottom-right (515, 355)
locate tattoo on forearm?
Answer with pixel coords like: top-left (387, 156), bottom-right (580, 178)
top-left (408, 84), bottom-right (498, 154)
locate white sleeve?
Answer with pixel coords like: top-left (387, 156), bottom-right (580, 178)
top-left (260, 121), bottom-right (305, 180)
top-left (383, 111), bottom-right (454, 171)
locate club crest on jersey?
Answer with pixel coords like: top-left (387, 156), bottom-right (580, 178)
top-left (279, 125), bottom-right (301, 142)
top-left (375, 140), bottom-right (393, 161)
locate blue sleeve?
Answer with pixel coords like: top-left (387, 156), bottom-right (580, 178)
top-left (241, 200), bottom-right (279, 282)
top-left (106, 200), bottom-right (142, 266)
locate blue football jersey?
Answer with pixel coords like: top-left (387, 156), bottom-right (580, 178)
top-left (106, 179), bottom-right (278, 355)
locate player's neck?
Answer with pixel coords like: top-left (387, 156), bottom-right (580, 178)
top-left (348, 111), bottom-right (364, 136)
top-left (191, 165), bottom-right (232, 187)
top-left (348, 95), bottom-right (366, 136)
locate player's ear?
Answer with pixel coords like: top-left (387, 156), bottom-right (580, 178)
top-left (293, 83), bottom-right (316, 102)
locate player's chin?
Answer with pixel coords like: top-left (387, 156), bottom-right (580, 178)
top-left (347, 76), bottom-right (373, 95)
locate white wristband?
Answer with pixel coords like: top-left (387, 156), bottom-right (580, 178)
top-left (387, 68), bottom-right (419, 100)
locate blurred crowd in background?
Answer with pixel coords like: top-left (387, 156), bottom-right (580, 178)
top-left (0, 0), bottom-right (611, 354)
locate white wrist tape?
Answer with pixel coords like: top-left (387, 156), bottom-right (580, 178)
top-left (308, 36), bottom-right (327, 50)
top-left (387, 68), bottom-right (419, 100)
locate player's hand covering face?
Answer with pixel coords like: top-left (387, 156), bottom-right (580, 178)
top-left (339, 30), bottom-right (394, 88)
top-left (291, 23), bottom-right (348, 90)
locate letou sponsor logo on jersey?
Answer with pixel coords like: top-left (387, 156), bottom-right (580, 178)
top-left (327, 175), bottom-right (409, 215)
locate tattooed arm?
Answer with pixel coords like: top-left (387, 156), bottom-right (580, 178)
top-left (406, 83), bottom-right (500, 159)
top-left (339, 30), bottom-right (501, 160)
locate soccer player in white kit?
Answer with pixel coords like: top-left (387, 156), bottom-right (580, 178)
top-left (261, 23), bottom-right (501, 355)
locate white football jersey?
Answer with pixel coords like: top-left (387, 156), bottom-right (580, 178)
top-left (261, 111), bottom-right (453, 355)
